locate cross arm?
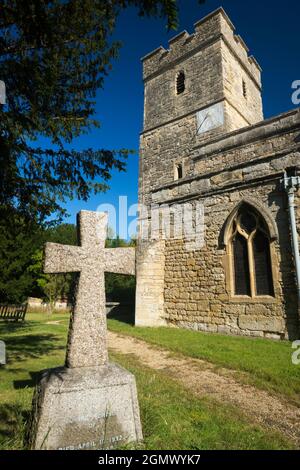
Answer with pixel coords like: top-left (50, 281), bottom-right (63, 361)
top-left (44, 243), bottom-right (83, 274)
top-left (104, 248), bottom-right (136, 276)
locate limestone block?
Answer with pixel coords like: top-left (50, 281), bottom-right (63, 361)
top-left (197, 300), bottom-right (210, 311)
top-left (245, 304), bottom-right (271, 316)
top-left (211, 170), bottom-right (243, 186)
top-left (217, 325), bottom-right (232, 335)
top-left (238, 315), bottom-right (284, 333)
top-left (191, 179), bottom-right (211, 193)
top-left (265, 333), bottom-right (282, 340)
top-left (135, 240), bottom-right (166, 327)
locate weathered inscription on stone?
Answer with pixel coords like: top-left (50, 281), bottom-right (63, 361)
top-left (58, 434), bottom-right (124, 450)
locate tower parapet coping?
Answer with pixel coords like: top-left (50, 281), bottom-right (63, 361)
top-left (141, 7), bottom-right (261, 86)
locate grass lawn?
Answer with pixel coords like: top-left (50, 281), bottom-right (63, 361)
top-left (108, 318), bottom-right (300, 406)
top-left (0, 312), bottom-right (296, 450)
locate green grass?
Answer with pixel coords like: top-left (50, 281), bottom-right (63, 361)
top-left (112, 352), bottom-right (293, 450)
top-left (0, 313), bottom-right (296, 449)
top-left (108, 318), bottom-right (300, 405)
top-left (0, 312), bottom-right (70, 450)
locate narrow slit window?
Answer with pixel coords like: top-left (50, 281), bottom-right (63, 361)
top-left (242, 80), bottom-right (247, 99)
top-left (175, 163), bottom-right (183, 180)
top-left (176, 71), bottom-right (185, 95)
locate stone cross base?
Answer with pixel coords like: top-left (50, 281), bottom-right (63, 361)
top-left (28, 363), bottom-right (143, 450)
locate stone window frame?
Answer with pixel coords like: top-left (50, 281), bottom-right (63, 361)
top-left (174, 160), bottom-right (185, 181)
top-left (176, 70), bottom-right (186, 95)
top-left (242, 79), bottom-right (247, 99)
top-left (222, 199), bottom-right (279, 303)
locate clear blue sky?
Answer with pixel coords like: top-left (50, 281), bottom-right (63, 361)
top-left (63, 0), bottom-right (300, 229)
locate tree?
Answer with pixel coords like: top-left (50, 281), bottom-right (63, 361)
top-left (0, 208), bottom-right (45, 303)
top-left (0, 1), bottom-right (204, 222)
top-left (46, 223), bottom-right (77, 246)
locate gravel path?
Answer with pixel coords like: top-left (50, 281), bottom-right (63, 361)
top-left (108, 330), bottom-right (300, 446)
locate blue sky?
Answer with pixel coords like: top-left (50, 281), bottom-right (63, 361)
top-left (63, 0), bottom-right (300, 230)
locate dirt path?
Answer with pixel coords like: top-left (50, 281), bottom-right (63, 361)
top-left (108, 331), bottom-right (300, 446)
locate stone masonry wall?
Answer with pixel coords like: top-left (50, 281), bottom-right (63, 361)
top-left (139, 113), bottom-right (197, 207)
top-left (142, 7), bottom-right (262, 136)
top-left (150, 109), bottom-right (300, 204)
top-left (143, 40), bottom-right (223, 131)
top-left (151, 110), bottom-right (300, 338)
top-left (135, 240), bottom-right (166, 327)
top-left (221, 40), bottom-right (263, 128)
top-left (163, 183), bottom-right (298, 340)
top-left (138, 109), bottom-right (300, 338)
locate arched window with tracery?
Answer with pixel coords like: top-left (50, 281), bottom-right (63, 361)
top-left (229, 204), bottom-right (274, 297)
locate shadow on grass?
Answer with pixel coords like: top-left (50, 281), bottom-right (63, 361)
top-left (107, 304), bottom-right (135, 325)
top-left (13, 371), bottom-right (42, 390)
top-left (4, 334), bottom-right (65, 363)
top-left (0, 321), bottom-right (33, 335)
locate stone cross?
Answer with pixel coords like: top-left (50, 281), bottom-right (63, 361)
top-left (44, 210), bottom-right (135, 368)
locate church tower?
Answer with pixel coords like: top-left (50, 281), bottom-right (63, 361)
top-left (135, 8), bottom-right (264, 328)
top-left (136, 8), bottom-right (263, 325)
top-left (139, 7), bottom-right (263, 207)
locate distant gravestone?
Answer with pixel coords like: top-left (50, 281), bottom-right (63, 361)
top-left (28, 211), bottom-right (142, 450)
top-left (0, 340), bottom-right (5, 366)
top-left (0, 80), bottom-right (5, 105)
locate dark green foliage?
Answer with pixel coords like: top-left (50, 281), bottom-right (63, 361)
top-left (0, 214), bottom-right (78, 304)
top-left (105, 273), bottom-right (136, 303)
top-left (0, 208), bottom-right (44, 303)
top-left (0, 1), bottom-right (205, 221)
top-left (105, 236), bottom-right (136, 303)
top-left (46, 223), bottom-right (78, 246)
top-left (0, 1), bottom-right (126, 221)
